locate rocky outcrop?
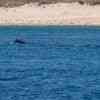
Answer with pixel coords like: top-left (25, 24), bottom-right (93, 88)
top-left (0, 0), bottom-right (100, 7)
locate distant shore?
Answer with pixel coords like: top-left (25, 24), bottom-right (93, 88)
top-left (0, 3), bottom-right (100, 25)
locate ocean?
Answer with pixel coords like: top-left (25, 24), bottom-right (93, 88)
top-left (0, 25), bottom-right (100, 100)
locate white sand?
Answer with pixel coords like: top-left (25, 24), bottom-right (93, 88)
top-left (0, 3), bottom-right (100, 25)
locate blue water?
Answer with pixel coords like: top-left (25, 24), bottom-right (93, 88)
top-left (0, 26), bottom-right (100, 100)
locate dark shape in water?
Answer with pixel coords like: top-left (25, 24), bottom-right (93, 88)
top-left (14, 38), bottom-right (26, 44)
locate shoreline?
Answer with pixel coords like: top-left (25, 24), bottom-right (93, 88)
top-left (0, 3), bottom-right (100, 25)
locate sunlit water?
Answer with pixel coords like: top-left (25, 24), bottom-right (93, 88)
top-left (0, 26), bottom-right (100, 100)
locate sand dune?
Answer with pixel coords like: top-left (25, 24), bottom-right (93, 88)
top-left (0, 3), bottom-right (100, 25)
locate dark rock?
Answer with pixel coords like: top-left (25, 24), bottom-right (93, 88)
top-left (14, 38), bottom-right (26, 44)
top-left (78, 1), bottom-right (84, 5)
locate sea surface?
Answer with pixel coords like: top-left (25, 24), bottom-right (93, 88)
top-left (0, 26), bottom-right (100, 100)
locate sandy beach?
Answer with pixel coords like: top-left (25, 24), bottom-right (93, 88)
top-left (0, 3), bottom-right (100, 25)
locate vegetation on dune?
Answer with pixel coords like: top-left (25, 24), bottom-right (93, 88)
top-left (0, 0), bottom-right (100, 7)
